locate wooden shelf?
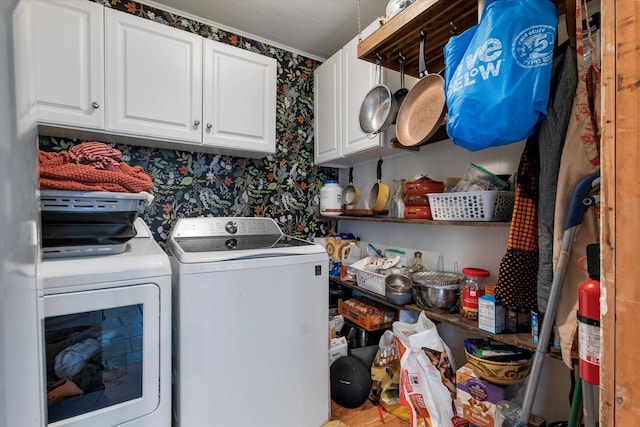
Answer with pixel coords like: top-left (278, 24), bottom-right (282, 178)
top-left (391, 122), bottom-right (450, 149)
top-left (331, 276), bottom-right (562, 360)
top-left (319, 214), bottom-right (510, 227)
top-left (357, 0), bottom-right (568, 78)
top-left (357, 0), bottom-right (478, 78)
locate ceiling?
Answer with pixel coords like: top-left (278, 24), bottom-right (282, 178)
top-left (143, 0), bottom-right (390, 60)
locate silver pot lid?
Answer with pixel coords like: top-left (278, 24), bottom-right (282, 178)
top-left (410, 271), bottom-right (463, 287)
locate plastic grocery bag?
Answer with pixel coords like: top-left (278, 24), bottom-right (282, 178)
top-left (444, 0), bottom-right (558, 151)
top-left (393, 312), bottom-right (458, 427)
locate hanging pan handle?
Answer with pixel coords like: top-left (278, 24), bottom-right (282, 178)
top-left (419, 29), bottom-right (428, 78)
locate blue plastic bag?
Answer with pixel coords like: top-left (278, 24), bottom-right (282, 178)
top-left (444, 0), bottom-right (558, 151)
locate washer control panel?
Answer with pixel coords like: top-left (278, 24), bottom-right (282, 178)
top-left (171, 217), bottom-right (282, 238)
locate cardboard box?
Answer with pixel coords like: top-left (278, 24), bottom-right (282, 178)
top-left (329, 336), bottom-right (348, 366)
top-left (457, 364), bottom-right (545, 427)
top-left (478, 295), bottom-right (505, 334)
top-left (491, 402), bottom-right (547, 427)
top-left (531, 311), bottom-right (560, 349)
top-left (456, 364), bottom-right (516, 427)
top-left (329, 314), bottom-right (345, 338)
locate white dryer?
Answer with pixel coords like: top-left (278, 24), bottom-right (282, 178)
top-left (168, 217), bottom-right (329, 427)
top-left (40, 219), bottom-right (171, 427)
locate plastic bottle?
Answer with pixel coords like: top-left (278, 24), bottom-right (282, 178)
top-left (320, 180), bottom-right (343, 216)
top-left (460, 267), bottom-right (490, 320)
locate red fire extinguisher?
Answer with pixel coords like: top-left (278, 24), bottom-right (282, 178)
top-left (577, 243), bottom-right (600, 386)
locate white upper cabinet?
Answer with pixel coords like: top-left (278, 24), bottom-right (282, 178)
top-left (30, 3), bottom-right (277, 158)
top-left (340, 34), bottom-right (379, 157)
top-left (314, 21), bottom-right (403, 167)
top-left (105, 8), bottom-right (203, 144)
top-left (30, 0), bottom-right (104, 129)
top-left (314, 51), bottom-right (342, 165)
top-left (202, 39), bottom-right (276, 155)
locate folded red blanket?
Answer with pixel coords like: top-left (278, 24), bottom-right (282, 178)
top-left (69, 141), bottom-right (123, 171)
top-left (39, 149), bottom-right (154, 193)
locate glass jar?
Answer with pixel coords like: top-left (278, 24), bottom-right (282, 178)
top-left (460, 267), bottom-right (490, 320)
top-left (407, 251), bottom-right (426, 275)
top-left (390, 179), bottom-right (406, 218)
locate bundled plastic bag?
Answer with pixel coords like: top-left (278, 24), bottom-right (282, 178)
top-left (444, 0), bottom-right (558, 151)
top-left (393, 313), bottom-right (458, 427)
top-left (370, 330), bottom-right (409, 420)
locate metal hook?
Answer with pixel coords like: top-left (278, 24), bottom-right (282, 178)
top-left (376, 52), bottom-right (383, 62)
top-left (398, 52), bottom-right (405, 63)
top-left (449, 21), bottom-right (459, 35)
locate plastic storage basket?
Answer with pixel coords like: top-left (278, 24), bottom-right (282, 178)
top-left (40, 190), bottom-right (149, 256)
top-left (354, 268), bottom-right (386, 296)
top-left (427, 191), bottom-right (515, 222)
top-left (338, 297), bottom-right (395, 331)
top-left (40, 190), bottom-right (147, 213)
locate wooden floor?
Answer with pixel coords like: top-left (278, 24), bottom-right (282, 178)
top-left (330, 400), bottom-right (409, 427)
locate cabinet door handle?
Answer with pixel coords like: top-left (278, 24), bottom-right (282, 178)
top-left (206, 122), bottom-right (213, 129)
top-left (194, 120), bottom-right (200, 126)
top-left (91, 101), bottom-right (100, 109)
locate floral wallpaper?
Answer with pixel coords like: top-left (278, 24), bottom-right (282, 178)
top-left (39, 0), bottom-right (338, 247)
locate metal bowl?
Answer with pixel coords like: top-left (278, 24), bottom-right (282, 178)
top-left (413, 283), bottom-right (461, 312)
top-left (385, 274), bottom-right (414, 305)
top-left (410, 271), bottom-right (463, 312)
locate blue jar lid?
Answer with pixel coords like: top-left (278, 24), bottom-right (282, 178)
top-left (324, 180), bottom-right (339, 184)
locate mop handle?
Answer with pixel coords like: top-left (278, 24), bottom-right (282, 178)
top-left (517, 171), bottom-right (600, 426)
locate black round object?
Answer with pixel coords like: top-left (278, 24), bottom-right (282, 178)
top-left (330, 355), bottom-right (372, 408)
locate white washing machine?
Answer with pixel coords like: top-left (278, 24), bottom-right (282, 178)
top-left (168, 217), bottom-right (329, 427)
top-left (40, 219), bottom-right (171, 427)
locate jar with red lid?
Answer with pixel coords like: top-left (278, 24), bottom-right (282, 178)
top-left (460, 267), bottom-right (490, 320)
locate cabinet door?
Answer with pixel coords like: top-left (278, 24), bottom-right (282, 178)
top-left (202, 40), bottom-right (276, 156)
top-left (341, 34), bottom-right (382, 156)
top-left (105, 9), bottom-right (202, 143)
top-left (30, 0), bottom-right (104, 129)
top-left (313, 51), bottom-right (342, 165)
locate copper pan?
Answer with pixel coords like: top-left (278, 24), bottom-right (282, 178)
top-left (396, 30), bottom-right (447, 147)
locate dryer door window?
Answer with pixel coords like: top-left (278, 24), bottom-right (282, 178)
top-left (43, 284), bottom-right (160, 426)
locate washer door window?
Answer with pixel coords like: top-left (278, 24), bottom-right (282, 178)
top-left (43, 284), bottom-right (160, 427)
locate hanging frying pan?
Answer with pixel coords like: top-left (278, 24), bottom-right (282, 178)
top-left (396, 30), bottom-right (447, 147)
top-left (369, 159), bottom-right (390, 212)
top-left (359, 59), bottom-right (397, 137)
top-left (342, 167), bottom-right (361, 206)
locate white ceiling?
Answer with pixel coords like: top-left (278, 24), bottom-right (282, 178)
top-left (142, 0), bottom-right (390, 60)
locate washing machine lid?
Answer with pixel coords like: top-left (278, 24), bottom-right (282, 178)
top-left (168, 217), bottom-right (323, 263)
